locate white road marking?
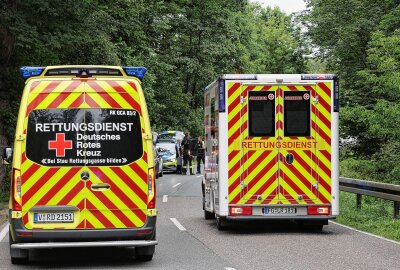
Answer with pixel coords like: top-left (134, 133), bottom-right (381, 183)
top-left (172, 183), bottom-right (182, 188)
top-left (163, 195), bottom-right (168, 202)
top-left (330, 221), bottom-right (400, 245)
top-left (170, 218), bottom-right (186, 231)
top-left (0, 222), bottom-right (9, 242)
top-left (196, 175), bottom-right (203, 178)
top-left (224, 268), bottom-right (237, 270)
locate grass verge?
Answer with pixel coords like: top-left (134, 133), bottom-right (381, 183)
top-left (337, 191), bottom-right (400, 241)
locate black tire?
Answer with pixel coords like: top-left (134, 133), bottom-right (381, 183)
top-left (204, 210), bottom-right (214, 220)
top-left (9, 231), bottom-right (29, 265)
top-left (216, 216), bottom-right (227, 231)
top-left (135, 228), bottom-right (155, 261)
top-left (135, 246), bottom-right (155, 261)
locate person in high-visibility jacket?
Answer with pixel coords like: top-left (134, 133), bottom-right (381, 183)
top-left (182, 132), bottom-right (194, 175)
top-left (195, 136), bottom-right (205, 174)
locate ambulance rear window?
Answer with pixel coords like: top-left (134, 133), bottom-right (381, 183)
top-left (284, 91), bottom-right (311, 137)
top-left (26, 108), bottom-right (142, 166)
top-left (248, 91), bottom-right (275, 137)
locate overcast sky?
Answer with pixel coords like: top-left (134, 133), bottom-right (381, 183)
top-left (250, 0), bottom-right (306, 14)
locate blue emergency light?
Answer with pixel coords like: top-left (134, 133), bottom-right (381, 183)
top-left (123, 67), bottom-right (147, 80)
top-left (20, 66), bottom-right (45, 80)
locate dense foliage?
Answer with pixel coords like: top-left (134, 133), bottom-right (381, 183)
top-left (303, 0), bottom-right (400, 183)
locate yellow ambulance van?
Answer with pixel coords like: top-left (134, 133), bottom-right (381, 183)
top-left (2, 66), bottom-right (157, 264)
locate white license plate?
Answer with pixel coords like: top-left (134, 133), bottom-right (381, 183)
top-left (263, 207), bottom-right (296, 215)
top-left (34, 212), bottom-right (74, 223)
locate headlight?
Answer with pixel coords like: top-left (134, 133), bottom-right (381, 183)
top-left (167, 157), bottom-right (176, 162)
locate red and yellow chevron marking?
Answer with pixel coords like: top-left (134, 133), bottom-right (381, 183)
top-left (21, 79), bottom-right (148, 229)
top-left (227, 82), bottom-right (332, 206)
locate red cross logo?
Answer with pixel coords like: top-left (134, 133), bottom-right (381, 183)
top-left (48, 133), bottom-right (73, 157)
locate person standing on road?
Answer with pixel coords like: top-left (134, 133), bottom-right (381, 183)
top-left (175, 139), bottom-right (182, 174)
top-left (182, 132), bottom-right (194, 175)
top-left (195, 136), bottom-right (205, 174)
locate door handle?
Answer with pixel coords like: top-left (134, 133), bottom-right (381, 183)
top-left (91, 183), bottom-right (111, 191)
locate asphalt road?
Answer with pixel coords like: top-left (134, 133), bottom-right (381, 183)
top-left (0, 172), bottom-right (399, 269)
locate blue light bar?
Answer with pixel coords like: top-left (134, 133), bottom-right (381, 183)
top-left (123, 67), bottom-right (147, 80)
top-left (20, 66), bottom-right (45, 80)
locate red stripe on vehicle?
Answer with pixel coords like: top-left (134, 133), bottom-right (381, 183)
top-left (89, 168), bottom-right (146, 221)
top-left (279, 170), bottom-right (313, 203)
top-left (129, 163), bottom-right (147, 184)
top-left (228, 83), bottom-right (241, 96)
top-left (245, 153), bottom-right (277, 192)
top-left (85, 199), bottom-right (115, 228)
top-left (85, 93), bottom-right (101, 108)
top-left (312, 121), bottom-right (331, 146)
top-left (58, 181), bottom-right (85, 206)
top-left (86, 81), bottom-right (122, 108)
top-left (86, 220), bottom-right (94, 229)
top-left (22, 168), bottom-right (60, 203)
top-left (111, 167), bottom-right (147, 203)
top-left (228, 95), bottom-right (240, 115)
top-left (69, 93), bottom-right (85, 108)
top-left (87, 186), bottom-right (136, 227)
top-left (35, 168), bottom-right (81, 206)
top-left (26, 81), bottom-right (63, 115)
top-left (280, 152), bottom-right (318, 197)
top-left (21, 163), bottom-right (41, 183)
top-left (47, 81), bottom-right (81, 108)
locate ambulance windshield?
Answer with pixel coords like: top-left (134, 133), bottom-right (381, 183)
top-left (26, 108), bottom-right (143, 166)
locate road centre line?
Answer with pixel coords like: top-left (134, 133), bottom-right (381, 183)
top-left (0, 222), bottom-right (9, 242)
top-left (163, 195), bottom-right (168, 202)
top-left (170, 218), bottom-right (186, 231)
top-left (172, 183), bottom-right (181, 188)
top-left (330, 221), bottom-right (400, 246)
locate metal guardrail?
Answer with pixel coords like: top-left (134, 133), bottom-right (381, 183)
top-left (339, 177), bottom-right (400, 219)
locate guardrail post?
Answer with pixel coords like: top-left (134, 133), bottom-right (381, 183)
top-left (356, 194), bottom-right (362, 209)
top-left (394, 201), bottom-right (400, 219)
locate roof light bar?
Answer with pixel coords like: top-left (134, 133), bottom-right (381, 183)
top-left (301, 74), bottom-right (336, 80)
top-left (20, 66), bottom-right (45, 80)
top-left (123, 67), bottom-right (148, 80)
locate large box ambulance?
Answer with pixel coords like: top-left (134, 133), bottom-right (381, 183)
top-left (202, 74), bottom-right (339, 230)
top-left (3, 66), bottom-right (157, 264)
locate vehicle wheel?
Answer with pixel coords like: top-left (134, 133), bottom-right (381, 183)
top-left (204, 209), bottom-right (214, 220)
top-left (9, 231), bottom-right (29, 265)
top-left (135, 228), bottom-right (156, 261)
top-left (135, 246), bottom-right (155, 261)
top-left (216, 216), bottom-right (227, 231)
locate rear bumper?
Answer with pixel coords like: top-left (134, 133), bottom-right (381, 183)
top-left (12, 240), bottom-right (157, 250)
top-left (9, 211), bottom-right (157, 244)
top-left (226, 215), bottom-right (336, 221)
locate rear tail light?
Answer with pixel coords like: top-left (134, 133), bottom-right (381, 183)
top-left (12, 168), bottom-right (22, 211)
top-left (308, 206), bottom-right (330, 215)
top-left (229, 206), bottom-right (252, 216)
top-left (147, 167), bottom-right (156, 209)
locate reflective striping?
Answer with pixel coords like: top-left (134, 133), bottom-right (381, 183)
top-left (227, 82), bottom-right (332, 206)
top-left (20, 79), bottom-right (149, 230)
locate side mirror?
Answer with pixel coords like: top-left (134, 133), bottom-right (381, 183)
top-left (2, 146), bottom-right (13, 165)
